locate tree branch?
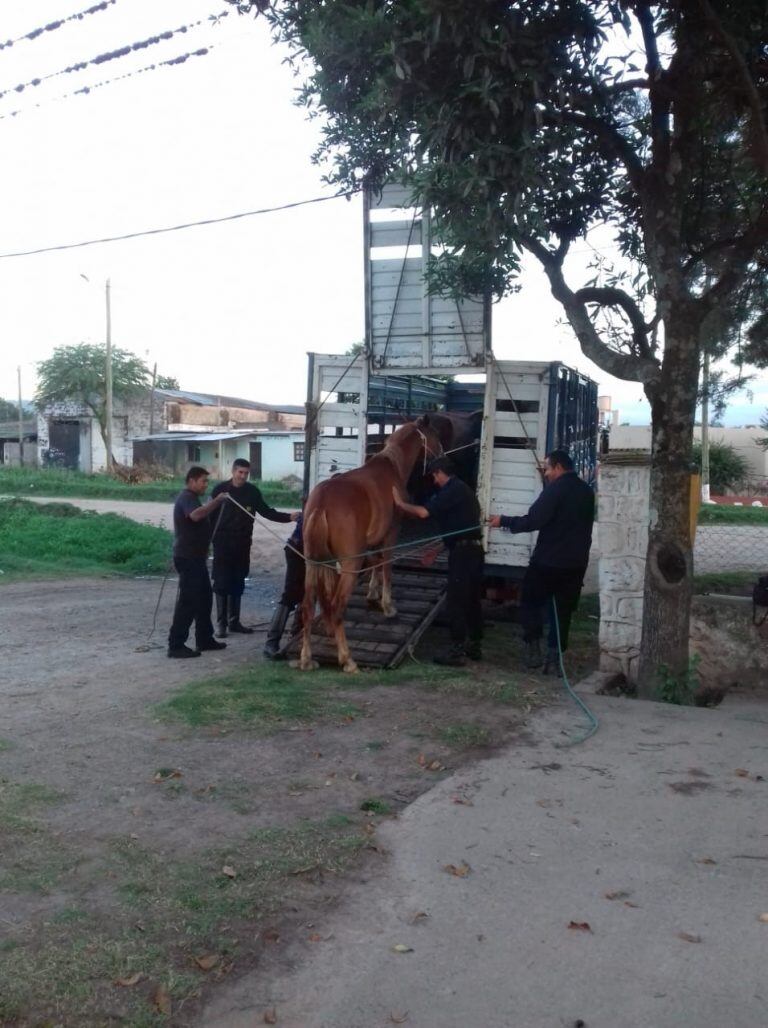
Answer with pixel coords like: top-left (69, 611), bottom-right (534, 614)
top-left (575, 285), bottom-right (653, 359)
top-left (521, 236), bottom-right (661, 385)
top-left (697, 0), bottom-right (768, 175)
top-left (701, 207), bottom-right (768, 312)
top-left (556, 109), bottom-right (645, 189)
top-left (631, 1), bottom-right (671, 168)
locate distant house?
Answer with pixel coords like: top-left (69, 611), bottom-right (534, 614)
top-left (0, 419), bottom-right (37, 466)
top-left (36, 388), bottom-right (305, 476)
top-left (132, 427), bottom-right (306, 482)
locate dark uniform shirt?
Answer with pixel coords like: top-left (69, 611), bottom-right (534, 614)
top-left (211, 481), bottom-right (291, 553)
top-left (173, 489), bottom-right (212, 559)
top-left (288, 512), bottom-right (303, 550)
top-left (424, 476), bottom-right (482, 549)
top-left (499, 471), bottom-right (594, 569)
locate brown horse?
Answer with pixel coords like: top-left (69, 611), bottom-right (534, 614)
top-left (296, 417), bottom-right (443, 673)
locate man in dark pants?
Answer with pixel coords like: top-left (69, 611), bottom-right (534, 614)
top-left (488, 449), bottom-right (594, 673)
top-left (168, 466), bottom-right (229, 659)
top-left (211, 458), bottom-right (299, 637)
top-left (264, 510), bottom-right (304, 659)
top-left (393, 457), bottom-right (484, 667)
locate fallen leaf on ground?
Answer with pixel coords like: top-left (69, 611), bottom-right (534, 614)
top-left (152, 768), bottom-right (182, 783)
top-left (734, 769), bottom-right (750, 777)
top-left (264, 1008), bottom-right (278, 1024)
top-left (194, 954), bottom-right (219, 971)
top-left (452, 795), bottom-right (474, 806)
top-left (308, 933), bottom-right (323, 943)
top-left (417, 753), bottom-right (428, 767)
top-left (152, 985), bottom-right (172, 1015)
top-left (410, 911), bottom-right (429, 924)
top-left (567, 921), bottom-right (592, 932)
top-left (676, 931), bottom-right (702, 943)
top-left (390, 1013), bottom-right (409, 1023)
top-left (289, 864), bottom-right (319, 876)
top-left (221, 865), bottom-right (237, 878)
top-left (443, 862), bottom-right (471, 878)
top-left (695, 857), bottom-right (717, 865)
top-left (758, 913), bottom-right (768, 923)
top-left (114, 972), bottom-right (143, 987)
top-left (624, 900), bottom-right (640, 908)
top-left (350, 771), bottom-right (360, 781)
top-left (427, 760), bottom-right (445, 772)
top-left (604, 890), bottom-right (631, 901)
top-left (392, 943), bottom-right (414, 953)
top-left (262, 928), bottom-right (280, 943)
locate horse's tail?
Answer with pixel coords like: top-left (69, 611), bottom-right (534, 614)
top-left (303, 508), bottom-right (337, 635)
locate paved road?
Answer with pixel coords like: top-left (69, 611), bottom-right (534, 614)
top-left (201, 691), bottom-right (768, 1028)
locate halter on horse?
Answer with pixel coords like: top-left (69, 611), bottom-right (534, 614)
top-left (295, 417), bottom-right (443, 673)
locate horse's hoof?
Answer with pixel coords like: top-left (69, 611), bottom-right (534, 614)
top-left (291, 658), bottom-right (319, 671)
top-left (342, 660), bottom-right (359, 674)
top-left (382, 607), bottom-right (398, 620)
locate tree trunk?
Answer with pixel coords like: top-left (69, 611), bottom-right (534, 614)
top-left (636, 307), bottom-right (701, 698)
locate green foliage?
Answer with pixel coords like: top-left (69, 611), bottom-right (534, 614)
top-left (656, 655), bottom-right (700, 706)
top-left (154, 374), bottom-right (179, 389)
top-left (697, 503), bottom-right (768, 524)
top-left (0, 498), bottom-right (172, 578)
top-left (437, 723), bottom-right (491, 749)
top-left (0, 398), bottom-right (21, 421)
top-left (758, 409), bottom-right (768, 451)
top-left (692, 441), bottom-right (750, 494)
top-left (0, 466), bottom-right (300, 506)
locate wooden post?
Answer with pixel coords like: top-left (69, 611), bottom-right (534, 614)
top-left (105, 278), bottom-right (113, 470)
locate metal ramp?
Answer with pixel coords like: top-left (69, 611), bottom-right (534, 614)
top-left (284, 563), bottom-right (447, 669)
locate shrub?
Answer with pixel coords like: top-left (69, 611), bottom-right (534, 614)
top-left (692, 441), bottom-right (749, 495)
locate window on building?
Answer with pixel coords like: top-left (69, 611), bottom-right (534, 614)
top-left (293, 442), bottom-right (305, 462)
top-left (187, 443), bottom-right (201, 462)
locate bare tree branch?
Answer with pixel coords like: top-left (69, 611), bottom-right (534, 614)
top-left (575, 285), bottom-right (653, 359)
top-left (702, 207), bottom-right (768, 312)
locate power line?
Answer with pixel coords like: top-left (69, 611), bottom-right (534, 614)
top-left (0, 9), bottom-right (230, 101)
top-left (0, 191), bottom-right (357, 260)
top-left (0, 1), bottom-right (118, 54)
top-left (0, 45), bottom-right (214, 122)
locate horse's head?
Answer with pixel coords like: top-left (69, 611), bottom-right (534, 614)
top-left (413, 414), bottom-right (444, 465)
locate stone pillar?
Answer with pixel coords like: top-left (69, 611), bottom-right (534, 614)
top-left (598, 452), bottom-right (651, 682)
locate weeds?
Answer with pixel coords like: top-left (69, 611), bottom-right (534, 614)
top-left (437, 723), bottom-right (492, 749)
top-left (0, 499), bottom-right (172, 579)
top-left (656, 655), bottom-right (700, 706)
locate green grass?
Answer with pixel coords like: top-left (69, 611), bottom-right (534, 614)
top-left (0, 498), bottom-right (173, 580)
top-left (359, 797), bottom-right (393, 815)
top-left (0, 466), bottom-right (300, 506)
top-left (693, 570), bottom-right (755, 594)
top-left (697, 504), bottom-right (768, 525)
top-left (437, 722), bottom-right (492, 749)
top-left (0, 816), bottom-right (367, 1025)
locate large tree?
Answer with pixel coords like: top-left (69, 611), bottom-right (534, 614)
top-left (231, 0), bottom-right (768, 694)
top-left (35, 343), bottom-right (150, 466)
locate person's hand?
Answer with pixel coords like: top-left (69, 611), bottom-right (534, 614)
top-left (487, 514), bottom-right (501, 528)
top-left (290, 511), bottom-right (300, 522)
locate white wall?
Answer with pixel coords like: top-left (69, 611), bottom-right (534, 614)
top-left (260, 434), bottom-right (304, 480)
top-left (609, 425), bottom-right (768, 479)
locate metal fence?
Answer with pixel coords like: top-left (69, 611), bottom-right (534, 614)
top-left (694, 525), bottom-right (768, 575)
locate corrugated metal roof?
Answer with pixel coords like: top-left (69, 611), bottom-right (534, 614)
top-left (132, 429), bottom-right (303, 443)
top-left (155, 389), bottom-right (304, 415)
top-left (0, 419), bottom-right (36, 438)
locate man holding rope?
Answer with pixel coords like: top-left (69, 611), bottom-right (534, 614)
top-left (168, 466), bottom-right (230, 659)
top-left (211, 458), bottom-right (300, 637)
top-left (488, 449), bottom-right (594, 673)
top-left (394, 456), bottom-right (484, 667)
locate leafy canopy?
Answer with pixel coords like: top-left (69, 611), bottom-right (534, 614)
top-left (35, 343), bottom-right (150, 419)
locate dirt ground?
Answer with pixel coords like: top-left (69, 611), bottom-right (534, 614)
top-left (0, 553), bottom-right (594, 1025)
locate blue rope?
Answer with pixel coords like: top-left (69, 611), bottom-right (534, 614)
top-left (551, 596), bottom-right (599, 748)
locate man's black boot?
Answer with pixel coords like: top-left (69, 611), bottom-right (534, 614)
top-left (167, 645), bottom-right (201, 659)
top-left (228, 595), bottom-right (254, 634)
top-left (433, 644), bottom-right (466, 668)
top-left (264, 604), bottom-right (291, 659)
top-left (543, 647), bottom-right (562, 677)
top-left (524, 638), bottom-right (543, 669)
top-left (466, 639), bottom-right (482, 661)
top-left (215, 594), bottom-right (228, 638)
top-left (198, 638), bottom-right (226, 651)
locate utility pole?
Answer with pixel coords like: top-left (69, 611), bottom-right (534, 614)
top-left (105, 278), bottom-right (113, 470)
top-left (701, 348), bottom-right (710, 503)
top-left (149, 362), bottom-right (157, 436)
top-left (17, 365), bottom-right (24, 467)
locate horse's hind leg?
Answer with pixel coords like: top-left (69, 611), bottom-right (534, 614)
top-left (366, 564), bottom-right (381, 608)
top-left (334, 564), bottom-right (361, 673)
top-left (292, 575), bottom-right (319, 671)
top-left (380, 530), bottom-right (399, 619)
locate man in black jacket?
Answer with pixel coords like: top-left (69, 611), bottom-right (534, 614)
top-left (394, 456), bottom-right (484, 667)
top-left (488, 449), bottom-right (594, 672)
top-left (211, 458), bottom-right (299, 636)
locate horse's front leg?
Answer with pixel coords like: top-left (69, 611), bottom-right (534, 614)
top-left (334, 561), bottom-right (361, 673)
top-left (379, 529), bottom-right (399, 619)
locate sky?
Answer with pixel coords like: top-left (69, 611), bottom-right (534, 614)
top-left (0, 0), bottom-right (765, 427)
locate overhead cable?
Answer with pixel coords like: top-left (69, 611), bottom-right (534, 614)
top-left (0, 191), bottom-right (357, 260)
top-left (0, 1), bottom-right (118, 54)
top-left (0, 9), bottom-right (229, 101)
top-left (0, 45), bottom-right (213, 121)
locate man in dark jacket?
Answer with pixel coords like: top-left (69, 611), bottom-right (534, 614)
top-left (211, 458), bottom-right (299, 636)
top-left (394, 456), bottom-right (484, 667)
top-left (264, 509), bottom-right (305, 659)
top-left (168, 466), bottom-right (230, 659)
top-left (488, 449), bottom-right (594, 672)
